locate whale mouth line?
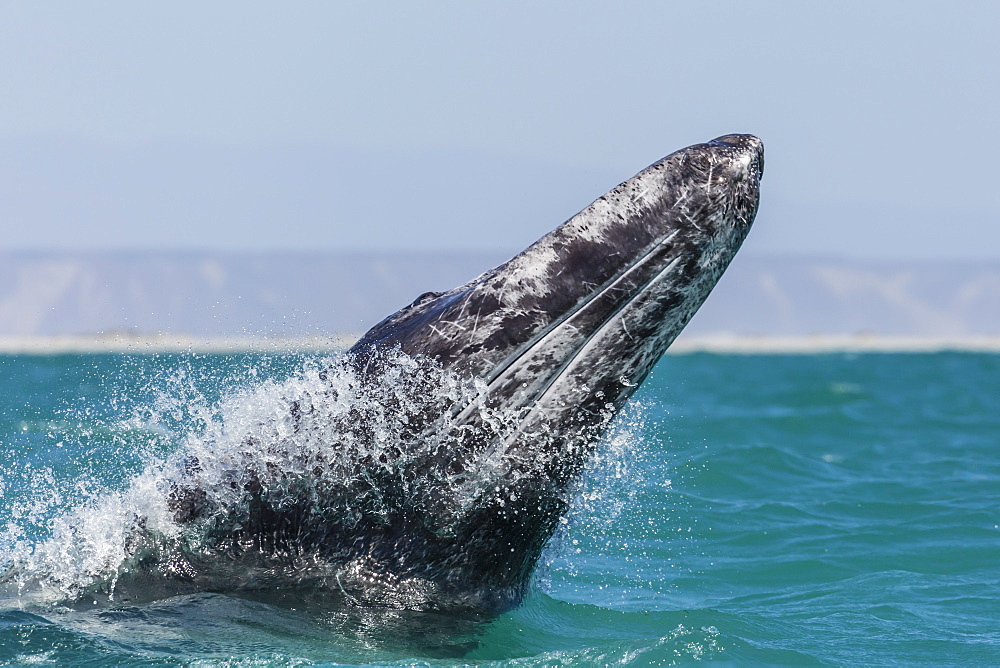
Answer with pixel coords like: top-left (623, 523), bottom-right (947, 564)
top-left (534, 253), bottom-right (684, 399)
top-left (495, 253), bottom-right (684, 452)
top-left (450, 229), bottom-right (682, 424)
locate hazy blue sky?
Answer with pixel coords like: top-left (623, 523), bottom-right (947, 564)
top-left (2, 1), bottom-right (997, 258)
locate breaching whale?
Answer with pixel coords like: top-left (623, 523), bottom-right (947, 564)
top-left (173, 133), bottom-right (761, 613)
top-left (23, 134), bottom-right (762, 614)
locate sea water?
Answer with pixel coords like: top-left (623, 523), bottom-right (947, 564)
top-left (0, 351), bottom-right (997, 665)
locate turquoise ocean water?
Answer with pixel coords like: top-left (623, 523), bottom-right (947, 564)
top-left (0, 351), bottom-right (997, 665)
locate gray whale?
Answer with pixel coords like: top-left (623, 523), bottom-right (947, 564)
top-left (165, 134), bottom-right (764, 613)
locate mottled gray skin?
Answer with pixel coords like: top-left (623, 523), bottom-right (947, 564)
top-left (340, 133), bottom-right (764, 611)
top-left (162, 134), bottom-right (762, 614)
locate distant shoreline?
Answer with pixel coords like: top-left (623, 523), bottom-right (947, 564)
top-left (666, 334), bottom-right (1000, 354)
top-left (0, 334), bottom-right (355, 355)
top-left (1, 333), bottom-right (999, 355)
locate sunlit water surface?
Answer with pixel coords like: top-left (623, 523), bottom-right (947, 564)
top-left (1, 351), bottom-right (998, 665)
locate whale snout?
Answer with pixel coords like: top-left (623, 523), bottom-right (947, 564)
top-left (708, 133), bottom-right (764, 180)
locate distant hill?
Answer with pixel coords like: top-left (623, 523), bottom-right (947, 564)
top-left (690, 256), bottom-right (1000, 337)
top-left (0, 252), bottom-right (998, 338)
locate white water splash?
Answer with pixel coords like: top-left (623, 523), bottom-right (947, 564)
top-left (1, 350), bottom-right (636, 609)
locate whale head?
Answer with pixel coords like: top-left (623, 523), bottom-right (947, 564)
top-left (340, 134), bottom-right (764, 604)
top-left (352, 133), bottom-right (763, 445)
